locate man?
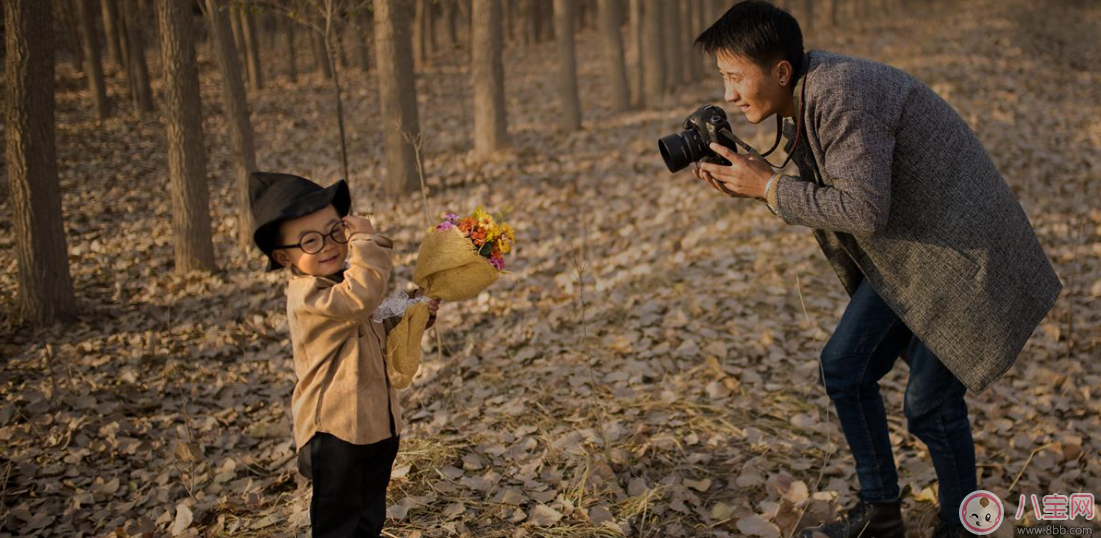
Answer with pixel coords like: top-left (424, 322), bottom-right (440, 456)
top-left (691, 2), bottom-right (1061, 537)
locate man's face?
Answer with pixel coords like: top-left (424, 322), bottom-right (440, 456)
top-left (715, 52), bottom-right (791, 124)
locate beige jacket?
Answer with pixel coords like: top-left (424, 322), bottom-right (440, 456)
top-left (285, 233), bottom-right (404, 449)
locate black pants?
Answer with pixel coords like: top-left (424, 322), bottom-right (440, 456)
top-left (298, 433), bottom-right (400, 538)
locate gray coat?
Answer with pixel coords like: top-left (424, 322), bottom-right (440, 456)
top-left (772, 50), bottom-right (1061, 393)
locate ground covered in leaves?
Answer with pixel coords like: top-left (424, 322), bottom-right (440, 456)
top-left (2, 1), bottom-right (1100, 537)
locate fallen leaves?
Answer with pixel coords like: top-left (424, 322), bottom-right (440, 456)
top-left (1, 0), bottom-right (1100, 537)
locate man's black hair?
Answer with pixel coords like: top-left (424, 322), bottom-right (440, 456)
top-left (695, 1), bottom-right (804, 75)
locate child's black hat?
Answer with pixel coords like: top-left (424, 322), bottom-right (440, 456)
top-left (249, 172), bottom-right (351, 271)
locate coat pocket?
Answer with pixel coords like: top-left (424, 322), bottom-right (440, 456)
top-left (939, 246), bottom-right (980, 283)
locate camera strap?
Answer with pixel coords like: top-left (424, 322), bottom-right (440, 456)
top-left (759, 69), bottom-right (807, 171)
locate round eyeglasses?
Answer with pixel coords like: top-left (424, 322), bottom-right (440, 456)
top-left (273, 222), bottom-right (348, 255)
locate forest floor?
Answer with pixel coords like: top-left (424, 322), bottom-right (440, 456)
top-left (2, 0), bottom-right (1100, 537)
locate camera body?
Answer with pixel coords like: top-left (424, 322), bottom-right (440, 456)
top-left (658, 104), bottom-right (748, 173)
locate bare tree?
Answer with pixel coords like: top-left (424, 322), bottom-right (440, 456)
top-left (57, 1), bottom-right (86, 73)
top-left (283, 12), bottom-right (298, 81)
top-left (351, 9), bottom-right (370, 72)
top-left (76, 0), bottom-right (111, 119)
top-left (157, 0), bottom-right (216, 273)
top-left (472, 0), bottom-right (508, 161)
top-left (413, 0), bottom-right (428, 69)
top-left (310, 18), bottom-right (333, 78)
top-left (374, 0), bottom-right (423, 193)
top-left (597, 0), bottom-right (630, 110)
top-left (519, 0), bottom-right (536, 45)
top-left (554, 0), bottom-right (581, 131)
top-left (100, 0), bottom-right (124, 70)
top-left (5, 0), bottom-right (79, 326)
top-left (440, 0), bottom-right (458, 50)
top-left (241, 8), bottom-right (264, 90)
top-left (683, 0), bottom-right (702, 80)
top-left (121, 0), bottom-right (154, 112)
top-left (203, 0), bottom-right (258, 252)
top-left (628, 0), bottom-right (642, 106)
top-left (641, 0), bottom-right (664, 107)
top-left (663, 0), bottom-right (684, 89)
top-left (230, 2), bottom-right (247, 68)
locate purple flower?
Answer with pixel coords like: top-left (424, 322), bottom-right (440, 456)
top-left (437, 222), bottom-right (456, 231)
top-left (489, 256), bottom-right (505, 271)
top-left (443, 213), bottom-right (459, 223)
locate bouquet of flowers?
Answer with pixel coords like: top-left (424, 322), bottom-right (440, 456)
top-left (387, 208), bottom-right (515, 387)
top-left (413, 207), bottom-right (514, 301)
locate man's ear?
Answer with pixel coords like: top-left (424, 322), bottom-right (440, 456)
top-left (775, 60), bottom-right (793, 86)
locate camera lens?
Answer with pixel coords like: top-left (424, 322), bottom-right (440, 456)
top-left (658, 128), bottom-right (709, 173)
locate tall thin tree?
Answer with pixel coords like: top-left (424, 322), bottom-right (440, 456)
top-left (241, 9), bottom-right (263, 90)
top-left (471, 0), bottom-right (508, 161)
top-left (374, 0), bottom-right (423, 193)
top-left (100, 0), bottom-right (124, 70)
top-left (641, 0), bottom-right (665, 107)
top-left (597, 0), bottom-right (630, 110)
top-left (157, 0), bottom-right (216, 273)
top-left (554, 0), bottom-right (582, 131)
top-left (122, 0), bottom-right (154, 112)
top-left (76, 0), bottom-right (110, 119)
top-left (5, 0), bottom-right (79, 326)
top-left (663, 0), bottom-right (684, 89)
top-left (628, 0), bottom-right (643, 106)
top-left (203, 0), bottom-right (258, 251)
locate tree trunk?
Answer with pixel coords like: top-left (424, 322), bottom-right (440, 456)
top-left (100, 0), bottom-right (124, 71)
top-left (597, 0), bottom-right (630, 110)
top-left (628, 0), bottom-right (642, 107)
top-left (284, 13), bottom-right (298, 81)
top-left (57, 0), bottom-right (86, 74)
top-left (683, 0), bottom-right (702, 81)
top-left (373, 0), bottom-right (422, 194)
top-left (519, 0), bottom-right (536, 46)
top-left (322, 0), bottom-right (350, 182)
top-left (312, 22), bottom-right (332, 78)
top-left (413, 0), bottom-right (427, 69)
top-left (204, 0), bottom-right (257, 252)
top-left (77, 0), bottom-right (110, 119)
top-left (695, 0), bottom-right (709, 77)
top-left (241, 11), bottom-right (263, 90)
top-left (501, 0), bottom-right (512, 43)
top-left (804, 0), bottom-right (814, 32)
top-left (441, 0), bottom-right (457, 50)
top-left (554, 0), bottom-right (581, 131)
top-left (121, 0), bottom-right (154, 113)
top-left (663, 0), bottom-right (683, 89)
top-left (471, 0), bottom-right (507, 161)
top-left (229, 2), bottom-right (246, 72)
top-left (5, 0), bottom-right (79, 326)
top-left (351, 12), bottom-right (370, 72)
top-left (156, 0), bottom-right (216, 274)
top-left (641, 0), bottom-right (664, 107)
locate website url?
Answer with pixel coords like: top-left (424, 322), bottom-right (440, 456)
top-left (1016, 524), bottom-right (1094, 536)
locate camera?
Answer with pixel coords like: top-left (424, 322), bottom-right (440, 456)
top-left (658, 104), bottom-right (750, 173)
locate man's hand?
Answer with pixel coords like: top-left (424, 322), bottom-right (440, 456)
top-left (343, 215), bottom-right (376, 236)
top-left (693, 143), bottom-right (775, 199)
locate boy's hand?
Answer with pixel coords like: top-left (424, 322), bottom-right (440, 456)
top-left (411, 288), bottom-right (441, 327)
top-left (343, 215), bottom-right (376, 236)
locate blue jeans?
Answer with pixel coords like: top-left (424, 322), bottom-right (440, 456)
top-left (821, 279), bottom-right (976, 520)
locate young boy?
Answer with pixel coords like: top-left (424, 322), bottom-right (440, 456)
top-left (249, 172), bottom-right (436, 537)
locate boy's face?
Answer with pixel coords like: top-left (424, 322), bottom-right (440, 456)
top-left (272, 205), bottom-right (349, 276)
top-left (715, 51), bottom-right (794, 124)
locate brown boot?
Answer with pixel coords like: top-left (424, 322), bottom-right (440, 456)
top-left (797, 498), bottom-right (906, 538)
